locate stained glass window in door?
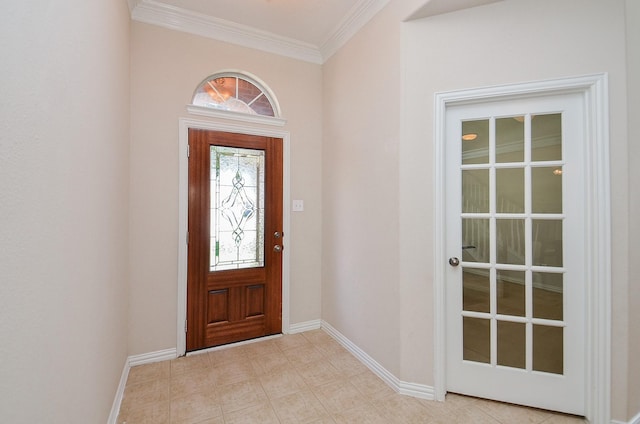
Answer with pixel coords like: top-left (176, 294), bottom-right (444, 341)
top-left (210, 146), bottom-right (265, 271)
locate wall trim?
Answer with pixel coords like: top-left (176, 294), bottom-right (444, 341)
top-left (177, 117), bottom-right (291, 357)
top-left (612, 412), bottom-right (640, 424)
top-left (107, 348), bottom-right (177, 424)
top-left (288, 319), bottom-right (322, 334)
top-left (321, 320), bottom-right (435, 400)
top-left (128, 0), bottom-right (390, 64)
top-left (433, 73), bottom-right (611, 422)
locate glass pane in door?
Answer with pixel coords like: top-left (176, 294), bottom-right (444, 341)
top-left (460, 112), bottom-right (566, 375)
top-left (210, 146), bottom-right (265, 271)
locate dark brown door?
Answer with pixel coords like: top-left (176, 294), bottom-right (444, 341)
top-left (187, 129), bottom-right (283, 351)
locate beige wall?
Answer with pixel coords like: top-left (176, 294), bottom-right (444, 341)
top-left (129, 22), bottom-right (323, 355)
top-left (0, 1), bottom-right (131, 422)
top-left (402, 0), bottom-right (635, 421)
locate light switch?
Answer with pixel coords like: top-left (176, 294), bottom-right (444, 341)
top-left (292, 199), bottom-right (304, 212)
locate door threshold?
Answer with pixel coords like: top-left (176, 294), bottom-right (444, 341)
top-left (184, 333), bottom-right (283, 357)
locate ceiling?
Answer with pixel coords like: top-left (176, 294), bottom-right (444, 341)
top-left (128, 0), bottom-right (503, 64)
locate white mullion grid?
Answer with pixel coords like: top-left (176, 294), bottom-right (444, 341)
top-left (489, 117), bottom-right (498, 367)
top-left (524, 113), bottom-right (534, 372)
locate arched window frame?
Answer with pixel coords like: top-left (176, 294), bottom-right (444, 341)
top-left (187, 71), bottom-right (286, 127)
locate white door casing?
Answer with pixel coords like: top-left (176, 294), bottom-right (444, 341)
top-left (433, 74), bottom-right (611, 423)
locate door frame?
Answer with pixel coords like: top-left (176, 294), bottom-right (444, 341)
top-left (433, 74), bottom-right (611, 423)
top-left (177, 117), bottom-right (291, 357)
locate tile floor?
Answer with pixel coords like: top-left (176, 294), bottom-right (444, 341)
top-left (117, 330), bottom-right (587, 424)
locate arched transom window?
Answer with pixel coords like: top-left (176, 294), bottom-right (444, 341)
top-left (191, 72), bottom-right (280, 118)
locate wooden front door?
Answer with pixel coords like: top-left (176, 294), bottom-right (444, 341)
top-left (187, 129), bottom-right (283, 351)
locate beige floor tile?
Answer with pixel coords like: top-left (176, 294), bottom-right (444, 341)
top-left (312, 379), bottom-right (370, 414)
top-left (375, 395), bottom-right (435, 424)
top-left (250, 350), bottom-right (291, 376)
top-left (209, 358), bottom-right (256, 386)
top-left (475, 398), bottom-right (553, 423)
top-left (170, 353), bottom-right (210, 376)
top-left (241, 338), bottom-right (283, 358)
top-left (126, 361), bottom-right (171, 386)
top-left (429, 404), bottom-right (502, 424)
top-left (259, 368), bottom-right (309, 399)
top-left (217, 378), bottom-right (269, 414)
top-left (206, 346), bottom-right (248, 367)
top-left (283, 343), bottom-right (326, 367)
top-left (270, 390), bottom-right (330, 424)
top-left (275, 333), bottom-right (313, 351)
top-left (223, 401), bottom-right (281, 424)
top-left (297, 360), bottom-right (343, 387)
top-left (170, 391), bottom-right (222, 424)
top-left (170, 368), bottom-right (216, 400)
top-left (328, 351), bottom-right (369, 377)
top-left (349, 371), bottom-right (394, 399)
top-left (331, 404), bottom-right (390, 424)
top-left (542, 414), bottom-right (588, 423)
top-left (120, 379), bottom-right (170, 413)
top-left (117, 401), bottom-right (169, 424)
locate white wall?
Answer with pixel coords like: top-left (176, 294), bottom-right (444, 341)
top-left (129, 22), bottom-right (323, 355)
top-left (624, 0), bottom-right (640, 420)
top-left (402, 0), bottom-right (635, 421)
top-left (0, 1), bottom-right (131, 422)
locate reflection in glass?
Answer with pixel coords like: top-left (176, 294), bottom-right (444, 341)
top-left (496, 219), bottom-right (525, 265)
top-left (462, 169), bottom-right (489, 213)
top-left (496, 168), bottom-right (524, 213)
top-left (533, 272), bottom-right (563, 320)
top-left (532, 167), bottom-right (562, 213)
top-left (533, 325), bottom-right (563, 374)
top-left (497, 321), bottom-right (525, 369)
top-left (497, 270), bottom-right (525, 317)
top-left (210, 146), bottom-right (265, 271)
top-left (463, 317), bottom-right (490, 364)
top-left (462, 219), bottom-right (489, 263)
top-left (463, 269), bottom-right (490, 313)
top-left (532, 114), bottom-right (562, 161)
top-left (533, 220), bottom-right (563, 267)
top-left (496, 117), bottom-right (524, 163)
top-left (462, 120), bottom-right (489, 165)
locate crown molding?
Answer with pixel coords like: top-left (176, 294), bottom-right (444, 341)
top-left (129, 0), bottom-right (389, 65)
top-left (130, 0), bottom-right (323, 64)
top-left (319, 0), bottom-right (391, 62)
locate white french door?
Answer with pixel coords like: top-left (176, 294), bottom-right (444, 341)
top-left (445, 92), bottom-right (586, 415)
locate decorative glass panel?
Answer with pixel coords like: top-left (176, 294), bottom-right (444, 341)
top-left (192, 73), bottom-right (276, 117)
top-left (496, 219), bottom-right (525, 265)
top-left (462, 219), bottom-right (489, 263)
top-left (210, 146), bottom-right (265, 271)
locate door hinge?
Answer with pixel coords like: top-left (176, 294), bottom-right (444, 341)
top-left (186, 231), bottom-right (189, 244)
top-left (185, 320), bottom-right (187, 333)
top-left (187, 144), bottom-right (190, 158)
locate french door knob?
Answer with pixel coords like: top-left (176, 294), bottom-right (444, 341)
top-left (449, 257), bottom-right (460, 267)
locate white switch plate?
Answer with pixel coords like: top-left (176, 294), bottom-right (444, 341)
top-left (292, 199), bottom-right (304, 212)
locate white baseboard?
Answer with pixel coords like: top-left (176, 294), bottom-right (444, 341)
top-left (612, 411), bottom-right (640, 424)
top-left (287, 319), bottom-right (322, 334)
top-left (320, 320), bottom-right (434, 400)
top-left (107, 348), bottom-right (178, 424)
